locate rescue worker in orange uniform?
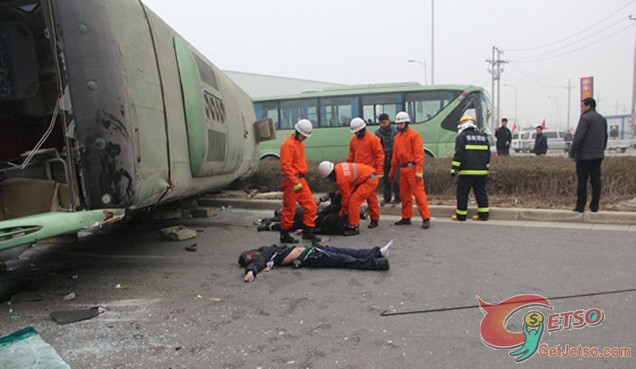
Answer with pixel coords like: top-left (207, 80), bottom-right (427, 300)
top-left (346, 117), bottom-right (384, 229)
top-left (279, 119), bottom-right (319, 244)
top-left (388, 111), bottom-right (431, 229)
top-left (318, 161), bottom-right (379, 236)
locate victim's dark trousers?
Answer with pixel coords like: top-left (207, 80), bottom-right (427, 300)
top-left (575, 159), bottom-right (603, 211)
top-left (301, 245), bottom-right (383, 270)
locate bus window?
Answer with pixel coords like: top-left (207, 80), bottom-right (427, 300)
top-left (439, 91), bottom-right (483, 132)
top-left (405, 90), bottom-right (460, 123)
top-left (361, 93), bottom-right (403, 123)
top-left (254, 101), bottom-right (278, 123)
top-left (280, 99), bottom-right (318, 130)
top-left (319, 96), bottom-right (359, 127)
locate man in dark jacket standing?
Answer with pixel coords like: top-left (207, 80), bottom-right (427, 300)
top-left (450, 115), bottom-right (490, 221)
top-left (532, 126), bottom-right (548, 155)
top-left (569, 97), bottom-right (608, 213)
top-left (495, 118), bottom-right (512, 156)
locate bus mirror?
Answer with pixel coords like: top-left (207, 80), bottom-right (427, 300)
top-left (254, 117), bottom-right (276, 143)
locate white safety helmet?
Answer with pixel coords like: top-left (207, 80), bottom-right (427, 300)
top-left (457, 114), bottom-right (477, 133)
top-left (395, 111), bottom-right (411, 123)
top-left (318, 161), bottom-right (335, 177)
top-left (350, 117), bottom-right (367, 133)
top-left (294, 119), bottom-right (313, 137)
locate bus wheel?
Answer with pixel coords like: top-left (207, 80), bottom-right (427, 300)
top-left (260, 155), bottom-right (279, 162)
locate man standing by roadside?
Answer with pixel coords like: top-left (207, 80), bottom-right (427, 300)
top-left (532, 125), bottom-right (548, 156)
top-left (279, 119), bottom-right (320, 244)
top-left (389, 111), bottom-right (431, 229)
top-left (495, 118), bottom-right (512, 156)
top-left (569, 97), bottom-right (608, 213)
top-left (375, 113), bottom-right (401, 205)
top-left (347, 117), bottom-right (384, 229)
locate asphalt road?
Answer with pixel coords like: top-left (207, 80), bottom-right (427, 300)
top-left (0, 209), bottom-right (634, 369)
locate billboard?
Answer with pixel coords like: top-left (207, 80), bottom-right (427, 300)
top-left (580, 76), bottom-right (593, 100)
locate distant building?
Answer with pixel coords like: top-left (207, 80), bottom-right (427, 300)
top-left (224, 70), bottom-right (345, 98)
top-left (606, 114), bottom-right (633, 139)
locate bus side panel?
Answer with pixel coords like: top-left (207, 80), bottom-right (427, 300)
top-left (106, 1), bottom-right (171, 208)
top-left (54, 0), bottom-right (136, 208)
top-left (142, 6), bottom-right (259, 200)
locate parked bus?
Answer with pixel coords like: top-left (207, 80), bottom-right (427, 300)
top-left (254, 83), bottom-right (492, 160)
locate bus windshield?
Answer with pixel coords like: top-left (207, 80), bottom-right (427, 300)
top-left (254, 83), bottom-right (491, 160)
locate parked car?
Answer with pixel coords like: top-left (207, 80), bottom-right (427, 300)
top-left (511, 131), bottom-right (529, 153)
top-left (521, 129), bottom-right (569, 153)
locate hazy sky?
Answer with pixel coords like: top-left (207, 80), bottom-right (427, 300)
top-left (142, 0), bottom-right (636, 130)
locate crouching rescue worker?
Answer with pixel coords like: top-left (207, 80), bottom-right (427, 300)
top-left (239, 240), bottom-right (393, 283)
top-left (389, 111), bottom-right (431, 229)
top-left (318, 161), bottom-right (379, 236)
top-left (279, 119), bottom-right (319, 243)
top-left (347, 117), bottom-right (384, 228)
top-left (450, 115), bottom-right (490, 221)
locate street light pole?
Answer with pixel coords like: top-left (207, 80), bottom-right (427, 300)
top-left (431, 0), bottom-right (435, 85)
top-left (408, 59), bottom-right (428, 85)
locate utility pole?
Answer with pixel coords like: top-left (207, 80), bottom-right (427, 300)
top-left (566, 79), bottom-right (573, 132)
top-left (486, 46), bottom-right (507, 131)
top-left (630, 16), bottom-right (636, 138)
top-left (431, 0), bottom-right (435, 85)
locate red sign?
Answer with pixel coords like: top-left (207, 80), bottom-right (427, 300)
top-left (580, 77), bottom-right (593, 100)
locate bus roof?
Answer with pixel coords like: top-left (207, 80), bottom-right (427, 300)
top-left (253, 82), bottom-right (484, 101)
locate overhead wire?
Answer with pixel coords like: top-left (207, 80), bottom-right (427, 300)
top-left (505, 0), bottom-right (634, 52)
top-left (511, 21), bottom-right (633, 63)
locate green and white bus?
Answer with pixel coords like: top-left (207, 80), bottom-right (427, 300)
top-left (254, 82), bottom-right (492, 160)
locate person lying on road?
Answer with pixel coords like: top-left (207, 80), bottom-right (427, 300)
top-left (238, 240), bottom-right (393, 283)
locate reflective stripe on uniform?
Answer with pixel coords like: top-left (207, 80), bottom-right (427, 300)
top-left (465, 144), bottom-right (490, 151)
top-left (459, 169), bottom-right (489, 176)
top-left (451, 160), bottom-right (461, 167)
top-left (478, 207), bottom-right (489, 213)
top-left (352, 163), bottom-right (359, 182)
top-left (455, 209), bottom-right (468, 215)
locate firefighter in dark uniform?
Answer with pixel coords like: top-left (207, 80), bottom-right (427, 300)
top-left (450, 115), bottom-right (490, 221)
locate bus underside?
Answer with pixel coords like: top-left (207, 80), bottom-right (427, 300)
top-left (0, 1), bottom-right (118, 259)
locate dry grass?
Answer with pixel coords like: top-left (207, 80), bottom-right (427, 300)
top-left (233, 156), bottom-right (636, 211)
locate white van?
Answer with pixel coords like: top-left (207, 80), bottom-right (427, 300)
top-left (511, 131), bottom-right (529, 153)
top-left (521, 130), bottom-right (569, 153)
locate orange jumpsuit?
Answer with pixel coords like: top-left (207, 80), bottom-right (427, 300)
top-left (346, 133), bottom-right (384, 221)
top-left (334, 162), bottom-right (379, 227)
top-left (389, 128), bottom-right (430, 220)
top-left (280, 135), bottom-right (317, 230)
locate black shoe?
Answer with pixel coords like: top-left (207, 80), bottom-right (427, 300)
top-left (421, 219), bottom-right (431, 229)
top-left (368, 220), bottom-right (379, 229)
top-left (343, 227), bottom-right (360, 237)
top-left (391, 199), bottom-right (401, 205)
top-left (590, 208), bottom-right (599, 213)
top-left (376, 258), bottom-right (390, 271)
top-left (280, 231), bottom-right (299, 244)
top-left (302, 227), bottom-right (321, 242)
top-left (394, 218), bottom-right (411, 226)
top-left (572, 208), bottom-right (584, 213)
top-left (257, 223), bottom-right (268, 232)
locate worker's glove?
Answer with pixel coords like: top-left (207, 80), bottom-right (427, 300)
top-left (293, 183), bottom-right (303, 192)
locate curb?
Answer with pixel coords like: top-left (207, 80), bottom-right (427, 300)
top-left (198, 197), bottom-right (636, 226)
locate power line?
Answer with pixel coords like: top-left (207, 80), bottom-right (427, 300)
top-left (505, 0), bottom-right (634, 52)
top-left (512, 22), bottom-right (633, 63)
